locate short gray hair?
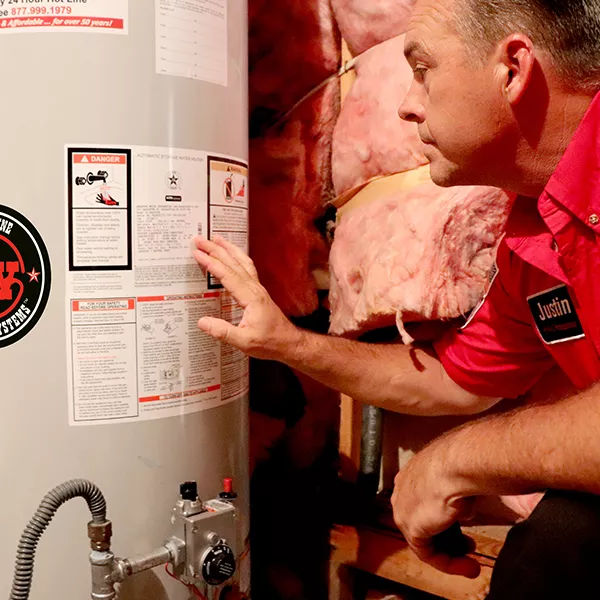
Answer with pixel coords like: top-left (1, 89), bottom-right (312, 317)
top-left (456, 0), bottom-right (600, 91)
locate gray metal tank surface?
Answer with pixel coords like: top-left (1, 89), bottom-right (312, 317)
top-left (0, 1), bottom-right (249, 598)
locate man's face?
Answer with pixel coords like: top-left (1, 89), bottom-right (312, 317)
top-left (400, 0), bottom-right (508, 187)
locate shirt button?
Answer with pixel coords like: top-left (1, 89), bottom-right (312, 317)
top-left (589, 214), bottom-right (600, 226)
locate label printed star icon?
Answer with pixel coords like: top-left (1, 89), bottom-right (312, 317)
top-left (27, 267), bottom-right (40, 283)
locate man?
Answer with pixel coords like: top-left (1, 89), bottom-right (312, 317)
top-left (194, 0), bottom-right (600, 597)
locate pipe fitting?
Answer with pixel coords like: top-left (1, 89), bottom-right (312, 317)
top-left (109, 542), bottom-right (181, 583)
top-left (88, 519), bottom-right (113, 551)
top-left (90, 550), bottom-right (117, 600)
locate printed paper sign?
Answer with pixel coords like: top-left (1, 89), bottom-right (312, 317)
top-left (0, 0), bottom-right (128, 34)
top-left (156, 0), bottom-right (227, 86)
top-left (65, 145), bottom-right (249, 426)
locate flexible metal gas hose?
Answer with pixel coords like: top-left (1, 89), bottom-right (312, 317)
top-left (358, 404), bottom-right (384, 500)
top-left (9, 479), bottom-right (108, 600)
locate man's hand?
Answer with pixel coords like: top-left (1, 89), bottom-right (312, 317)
top-left (193, 235), bottom-right (301, 360)
top-left (391, 442), bottom-right (481, 579)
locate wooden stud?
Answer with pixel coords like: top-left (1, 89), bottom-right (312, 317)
top-left (330, 524), bottom-right (499, 600)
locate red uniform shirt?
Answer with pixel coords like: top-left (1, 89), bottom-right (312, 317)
top-left (434, 93), bottom-right (600, 399)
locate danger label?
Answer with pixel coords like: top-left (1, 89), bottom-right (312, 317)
top-left (74, 154), bottom-right (127, 165)
top-left (68, 147), bottom-right (132, 271)
top-left (0, 0), bottom-right (128, 34)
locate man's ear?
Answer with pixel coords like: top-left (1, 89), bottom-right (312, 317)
top-left (494, 34), bottom-right (535, 104)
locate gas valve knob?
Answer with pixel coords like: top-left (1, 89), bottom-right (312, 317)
top-left (201, 544), bottom-right (236, 586)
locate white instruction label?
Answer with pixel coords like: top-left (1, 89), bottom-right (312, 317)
top-left (207, 156), bottom-right (248, 289)
top-left (0, 0), bottom-right (128, 34)
top-left (65, 145), bottom-right (249, 426)
top-left (156, 0), bottom-right (227, 86)
top-left (137, 292), bottom-right (221, 418)
top-left (220, 292), bottom-right (249, 401)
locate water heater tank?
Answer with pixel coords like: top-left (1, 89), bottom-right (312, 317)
top-left (0, 1), bottom-right (249, 598)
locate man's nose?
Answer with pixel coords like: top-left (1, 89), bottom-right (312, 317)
top-left (398, 82), bottom-right (426, 123)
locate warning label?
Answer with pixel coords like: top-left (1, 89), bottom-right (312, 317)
top-left (0, 0), bottom-right (128, 34)
top-left (68, 148), bottom-right (132, 271)
top-left (65, 145), bottom-right (250, 427)
top-left (207, 156), bottom-right (248, 289)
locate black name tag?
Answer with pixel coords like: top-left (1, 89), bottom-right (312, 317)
top-left (527, 284), bottom-right (585, 345)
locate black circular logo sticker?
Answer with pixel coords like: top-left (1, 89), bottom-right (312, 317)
top-left (0, 205), bottom-right (51, 348)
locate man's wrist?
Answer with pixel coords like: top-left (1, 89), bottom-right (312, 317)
top-left (284, 324), bottom-right (312, 368)
top-left (434, 427), bottom-right (482, 504)
top-left (267, 320), bottom-right (311, 366)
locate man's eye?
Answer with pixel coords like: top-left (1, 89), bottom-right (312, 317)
top-left (413, 66), bottom-right (428, 80)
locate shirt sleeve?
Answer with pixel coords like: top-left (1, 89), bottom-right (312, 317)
top-left (433, 243), bottom-right (557, 399)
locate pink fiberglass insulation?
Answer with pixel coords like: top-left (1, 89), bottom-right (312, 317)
top-left (328, 181), bottom-right (513, 340)
top-left (331, 0), bottom-right (417, 56)
top-left (249, 80), bottom-right (340, 317)
top-left (332, 35), bottom-right (428, 195)
top-left (249, 0), bottom-right (341, 317)
top-left (249, 0), bottom-right (341, 117)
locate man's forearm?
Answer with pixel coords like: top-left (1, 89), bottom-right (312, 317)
top-left (192, 235), bottom-right (497, 416)
top-left (277, 326), bottom-right (497, 416)
top-left (444, 383), bottom-right (600, 497)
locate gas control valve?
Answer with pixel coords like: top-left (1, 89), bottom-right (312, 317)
top-left (171, 480), bottom-right (239, 588)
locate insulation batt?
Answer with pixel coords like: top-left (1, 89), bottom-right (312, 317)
top-left (332, 35), bottom-right (428, 195)
top-left (331, 0), bottom-right (417, 55)
top-left (249, 0), bottom-right (341, 316)
top-left (249, 0), bottom-right (340, 117)
top-left (250, 80), bottom-right (339, 317)
top-left (328, 182), bottom-right (513, 340)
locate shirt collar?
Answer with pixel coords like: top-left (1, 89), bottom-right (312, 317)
top-left (502, 92), bottom-right (600, 284)
top-left (544, 91), bottom-right (600, 225)
top-left (504, 195), bottom-right (569, 284)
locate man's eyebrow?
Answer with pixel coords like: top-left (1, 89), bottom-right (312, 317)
top-left (404, 40), bottom-right (428, 60)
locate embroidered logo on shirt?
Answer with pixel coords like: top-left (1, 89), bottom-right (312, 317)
top-left (527, 284), bottom-right (585, 345)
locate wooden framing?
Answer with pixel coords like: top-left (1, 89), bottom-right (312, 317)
top-left (334, 390), bottom-right (510, 598)
top-left (338, 394), bottom-right (363, 482)
top-left (329, 523), bottom-right (508, 600)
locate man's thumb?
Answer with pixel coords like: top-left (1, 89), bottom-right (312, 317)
top-left (198, 317), bottom-right (241, 346)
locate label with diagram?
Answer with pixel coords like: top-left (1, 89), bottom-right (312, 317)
top-left (68, 149), bottom-right (132, 270)
top-left (207, 156), bottom-right (248, 289)
top-left (0, 0), bottom-right (128, 33)
top-left (65, 145), bottom-right (249, 426)
top-left (155, 0), bottom-right (227, 86)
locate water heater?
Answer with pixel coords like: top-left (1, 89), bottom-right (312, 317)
top-left (0, 1), bottom-right (249, 598)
